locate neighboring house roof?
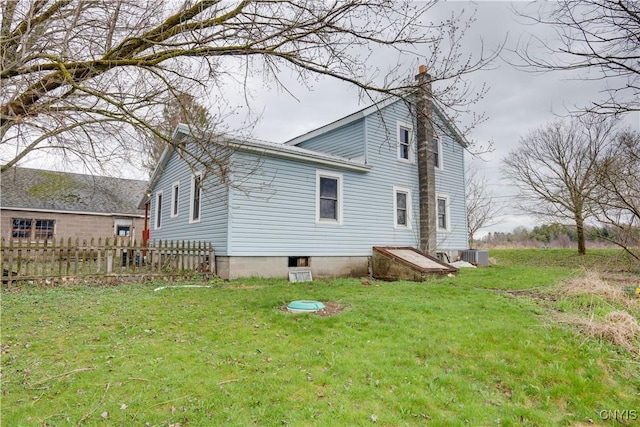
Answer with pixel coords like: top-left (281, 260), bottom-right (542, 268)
top-left (284, 97), bottom-right (469, 148)
top-left (1, 167), bottom-right (148, 217)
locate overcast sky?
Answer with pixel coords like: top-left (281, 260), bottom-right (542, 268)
top-left (14, 1), bottom-right (639, 236)
top-left (225, 0), bottom-right (640, 236)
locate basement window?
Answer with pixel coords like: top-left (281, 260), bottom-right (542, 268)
top-left (288, 256), bottom-right (310, 268)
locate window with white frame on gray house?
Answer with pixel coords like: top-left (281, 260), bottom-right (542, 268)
top-left (190, 173), bottom-right (202, 223)
top-left (171, 181), bottom-right (179, 217)
top-left (316, 171), bottom-right (342, 223)
top-left (393, 186), bottom-right (411, 228)
top-left (155, 191), bottom-right (163, 229)
top-left (437, 195), bottom-right (448, 230)
top-left (434, 138), bottom-right (442, 169)
top-left (397, 122), bottom-right (412, 161)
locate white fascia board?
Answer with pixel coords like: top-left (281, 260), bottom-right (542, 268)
top-left (432, 101), bottom-right (469, 148)
top-left (284, 96), bottom-right (469, 150)
top-left (141, 123), bottom-right (192, 208)
top-left (230, 141), bottom-right (372, 172)
top-left (2, 207), bottom-right (145, 218)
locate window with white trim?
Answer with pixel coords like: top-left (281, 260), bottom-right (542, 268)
top-left (154, 191), bottom-right (163, 229)
top-left (114, 218), bottom-right (133, 236)
top-left (397, 121), bottom-right (413, 161)
top-left (316, 170), bottom-right (343, 224)
top-left (434, 138), bottom-right (443, 169)
top-left (437, 194), bottom-right (449, 231)
top-left (171, 181), bottom-right (180, 217)
top-left (190, 173), bottom-right (202, 223)
top-left (393, 186), bottom-right (412, 229)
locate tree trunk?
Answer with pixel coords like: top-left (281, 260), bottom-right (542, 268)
top-left (415, 66), bottom-right (437, 254)
top-left (575, 215), bottom-right (586, 255)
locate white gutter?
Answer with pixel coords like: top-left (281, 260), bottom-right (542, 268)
top-left (1, 207), bottom-right (145, 218)
top-left (229, 140), bottom-right (371, 172)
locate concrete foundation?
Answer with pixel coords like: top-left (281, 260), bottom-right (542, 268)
top-left (215, 256), bottom-right (370, 280)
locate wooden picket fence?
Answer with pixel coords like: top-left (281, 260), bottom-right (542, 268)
top-left (1, 238), bottom-right (215, 285)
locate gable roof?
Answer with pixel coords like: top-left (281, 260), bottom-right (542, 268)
top-left (284, 97), bottom-right (469, 148)
top-left (1, 167), bottom-right (147, 217)
top-left (144, 125), bottom-right (371, 205)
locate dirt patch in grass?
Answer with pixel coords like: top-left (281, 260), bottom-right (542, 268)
top-left (228, 283), bottom-right (265, 290)
top-left (277, 301), bottom-right (345, 317)
top-left (499, 289), bottom-right (559, 302)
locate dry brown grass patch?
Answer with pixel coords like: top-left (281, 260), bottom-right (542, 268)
top-left (560, 270), bottom-right (638, 309)
top-left (563, 311), bottom-right (639, 354)
top-left (562, 270), bottom-right (623, 299)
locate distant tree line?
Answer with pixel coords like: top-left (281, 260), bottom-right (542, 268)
top-left (479, 223), bottom-right (634, 249)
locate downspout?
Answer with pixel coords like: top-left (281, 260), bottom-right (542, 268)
top-left (415, 65), bottom-right (437, 254)
top-left (143, 200), bottom-right (150, 247)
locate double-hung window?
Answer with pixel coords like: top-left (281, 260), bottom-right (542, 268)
top-left (12, 218), bottom-right (32, 238)
top-left (437, 194), bottom-right (449, 231)
top-left (433, 138), bottom-right (443, 169)
top-left (393, 186), bottom-right (412, 228)
top-left (190, 172), bottom-right (202, 223)
top-left (154, 191), bottom-right (163, 229)
top-left (171, 182), bottom-right (180, 217)
top-left (316, 171), bottom-right (343, 224)
top-left (34, 220), bottom-right (55, 239)
top-left (397, 121), bottom-right (413, 161)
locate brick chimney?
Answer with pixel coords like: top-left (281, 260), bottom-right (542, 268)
top-left (415, 65), bottom-right (437, 254)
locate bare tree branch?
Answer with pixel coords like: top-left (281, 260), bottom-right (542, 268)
top-left (511, 0), bottom-right (639, 115)
top-left (466, 163), bottom-right (504, 247)
top-left (1, 0), bottom-right (500, 182)
top-left (502, 113), bottom-right (619, 254)
top-left (590, 129), bottom-right (640, 260)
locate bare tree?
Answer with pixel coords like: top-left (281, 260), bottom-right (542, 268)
top-left (466, 163), bottom-right (503, 247)
top-left (141, 91), bottom-right (211, 175)
top-left (502, 114), bottom-right (618, 255)
top-left (592, 130), bottom-right (640, 260)
top-left (1, 0), bottom-right (499, 181)
top-left (514, 0), bottom-right (640, 115)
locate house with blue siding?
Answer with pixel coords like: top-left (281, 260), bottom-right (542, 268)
top-left (145, 68), bottom-right (468, 279)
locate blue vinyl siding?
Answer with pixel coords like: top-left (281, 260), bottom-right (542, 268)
top-left (294, 120), bottom-right (365, 160)
top-left (228, 102), bottom-right (422, 256)
top-left (149, 149), bottom-right (229, 255)
top-left (228, 154), bottom-right (378, 256)
top-left (434, 125), bottom-right (468, 249)
top-left (149, 98), bottom-right (468, 257)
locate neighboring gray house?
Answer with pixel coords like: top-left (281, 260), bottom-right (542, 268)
top-left (146, 70), bottom-right (468, 279)
top-left (1, 167), bottom-right (148, 242)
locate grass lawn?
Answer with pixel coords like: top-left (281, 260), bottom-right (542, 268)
top-left (1, 249), bottom-right (639, 426)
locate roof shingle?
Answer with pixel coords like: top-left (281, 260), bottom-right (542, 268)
top-left (1, 167), bottom-right (148, 216)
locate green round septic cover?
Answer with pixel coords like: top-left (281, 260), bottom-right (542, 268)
top-left (287, 300), bottom-right (325, 313)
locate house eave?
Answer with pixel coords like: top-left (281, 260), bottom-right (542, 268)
top-left (284, 97), bottom-right (398, 146)
top-left (1, 206), bottom-right (145, 218)
top-left (285, 96), bottom-right (469, 149)
top-left (230, 140), bottom-right (371, 172)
